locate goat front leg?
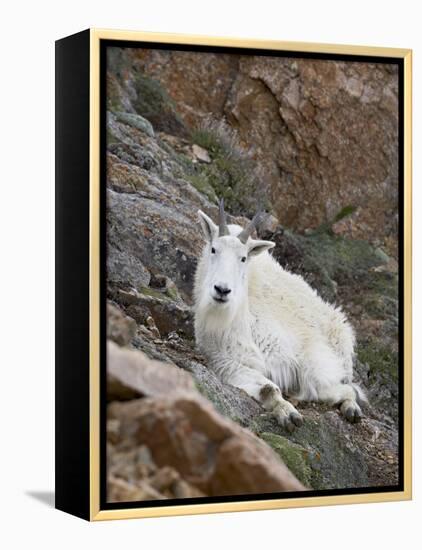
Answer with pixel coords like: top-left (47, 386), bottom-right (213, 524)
top-left (227, 368), bottom-right (303, 433)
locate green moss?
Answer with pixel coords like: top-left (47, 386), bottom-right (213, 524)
top-left (309, 234), bottom-right (376, 275)
top-left (138, 286), bottom-right (170, 301)
top-left (174, 152), bottom-right (195, 172)
top-left (186, 173), bottom-right (218, 203)
top-left (165, 285), bottom-right (181, 302)
top-left (115, 112), bottom-right (155, 137)
top-left (313, 205), bottom-right (357, 235)
top-left (132, 75), bottom-right (187, 137)
top-left (106, 72), bottom-right (126, 113)
top-left (193, 380), bottom-right (243, 425)
top-left (191, 122), bottom-right (269, 216)
top-left (133, 75), bottom-right (169, 116)
top-left (333, 205), bottom-right (357, 223)
top-left (299, 232), bottom-right (388, 288)
top-left (298, 231), bottom-right (397, 314)
top-left (249, 413), bottom-right (371, 489)
top-left (138, 284), bottom-right (183, 304)
top-left (106, 125), bottom-right (121, 146)
top-left (260, 432), bottom-right (313, 487)
top-left (357, 341), bottom-right (398, 383)
top-left (367, 271), bottom-right (398, 300)
top-left (361, 293), bottom-right (398, 320)
top-left (374, 247), bottom-right (391, 264)
top-left (362, 295), bottom-right (385, 318)
top-left (195, 380), bottom-right (219, 406)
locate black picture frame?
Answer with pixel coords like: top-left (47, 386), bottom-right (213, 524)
top-left (55, 29), bottom-right (412, 521)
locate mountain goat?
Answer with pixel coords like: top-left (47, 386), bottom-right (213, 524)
top-left (193, 200), bottom-right (366, 432)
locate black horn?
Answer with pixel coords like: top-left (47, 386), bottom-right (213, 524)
top-left (237, 211), bottom-right (265, 244)
top-left (218, 198), bottom-right (230, 237)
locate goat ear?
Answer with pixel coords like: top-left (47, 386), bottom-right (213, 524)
top-left (198, 210), bottom-right (218, 242)
top-left (247, 239), bottom-right (275, 257)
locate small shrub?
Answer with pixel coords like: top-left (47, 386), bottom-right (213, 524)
top-left (132, 74), bottom-right (188, 138)
top-left (186, 173), bottom-right (218, 203)
top-left (191, 117), bottom-right (269, 216)
top-left (192, 118), bottom-right (242, 159)
top-left (312, 204), bottom-right (357, 235)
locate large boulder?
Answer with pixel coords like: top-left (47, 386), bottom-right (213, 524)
top-left (107, 340), bottom-right (195, 401)
top-left (108, 392), bottom-right (305, 496)
top-left (106, 339), bottom-right (304, 499)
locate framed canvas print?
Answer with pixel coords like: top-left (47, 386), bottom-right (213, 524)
top-left (55, 29), bottom-right (412, 521)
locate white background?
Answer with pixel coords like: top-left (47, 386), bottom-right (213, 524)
top-left (0, 0), bottom-right (419, 548)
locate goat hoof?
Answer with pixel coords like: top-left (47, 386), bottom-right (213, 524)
top-left (273, 404), bottom-right (303, 432)
top-left (290, 411), bottom-right (303, 427)
top-left (344, 405), bottom-right (362, 424)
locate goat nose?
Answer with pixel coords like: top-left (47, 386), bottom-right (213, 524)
top-left (214, 284), bottom-right (231, 296)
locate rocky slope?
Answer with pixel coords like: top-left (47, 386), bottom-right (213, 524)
top-left (105, 52), bottom-right (399, 500)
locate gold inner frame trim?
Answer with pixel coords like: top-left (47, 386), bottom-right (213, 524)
top-left (89, 28), bottom-right (412, 521)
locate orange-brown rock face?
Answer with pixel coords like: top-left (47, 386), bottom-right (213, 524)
top-left (115, 48), bottom-right (398, 253)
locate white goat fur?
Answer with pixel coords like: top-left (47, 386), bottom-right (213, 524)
top-left (194, 211), bottom-right (366, 431)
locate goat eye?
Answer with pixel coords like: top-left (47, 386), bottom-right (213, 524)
top-left (241, 256), bottom-right (246, 263)
top-left (211, 247), bottom-right (216, 254)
